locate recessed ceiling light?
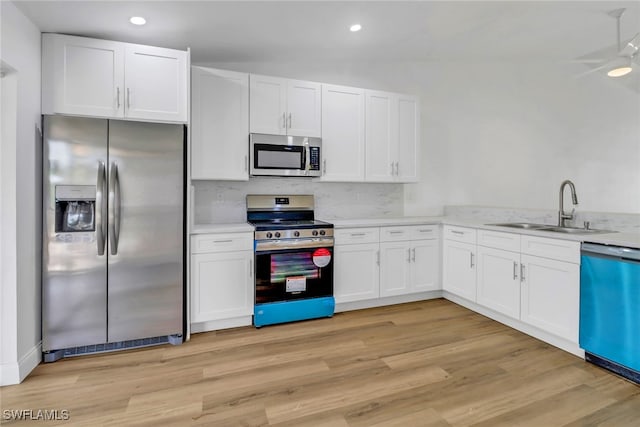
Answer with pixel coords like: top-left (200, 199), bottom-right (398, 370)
top-left (350, 24), bottom-right (362, 32)
top-left (130, 16), bottom-right (146, 26)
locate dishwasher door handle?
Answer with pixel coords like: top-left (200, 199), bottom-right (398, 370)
top-left (582, 243), bottom-right (640, 262)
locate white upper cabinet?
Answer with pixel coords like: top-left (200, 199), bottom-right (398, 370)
top-left (42, 34), bottom-right (125, 118)
top-left (249, 74), bottom-right (321, 137)
top-left (191, 67), bottom-right (249, 181)
top-left (42, 33), bottom-right (188, 123)
top-left (249, 74), bottom-right (287, 135)
top-left (320, 84), bottom-right (365, 182)
top-left (124, 44), bottom-right (188, 122)
top-left (365, 90), bottom-right (396, 182)
top-left (365, 90), bottom-right (419, 183)
top-left (396, 95), bottom-right (419, 182)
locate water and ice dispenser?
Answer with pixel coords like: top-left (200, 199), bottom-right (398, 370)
top-left (55, 185), bottom-right (95, 232)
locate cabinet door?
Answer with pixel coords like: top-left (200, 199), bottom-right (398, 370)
top-left (124, 44), bottom-right (188, 122)
top-left (476, 246), bottom-right (521, 319)
top-left (411, 239), bottom-right (440, 292)
top-left (396, 95), bottom-right (419, 183)
top-left (334, 243), bottom-right (380, 303)
top-left (380, 241), bottom-right (411, 297)
top-left (42, 34), bottom-right (125, 118)
top-left (191, 67), bottom-right (249, 180)
top-left (249, 74), bottom-right (287, 135)
top-left (287, 79), bottom-right (321, 137)
top-left (320, 84), bottom-right (365, 182)
top-left (520, 254), bottom-right (579, 342)
top-left (442, 240), bottom-right (477, 301)
top-left (191, 251), bottom-right (253, 323)
top-left (365, 90), bottom-right (396, 182)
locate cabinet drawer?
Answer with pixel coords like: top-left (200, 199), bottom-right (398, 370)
top-left (443, 226), bottom-right (477, 244)
top-left (520, 235), bottom-right (580, 264)
top-left (407, 224), bottom-right (439, 240)
top-left (191, 232), bottom-right (254, 254)
top-left (335, 228), bottom-right (379, 245)
top-left (477, 230), bottom-right (520, 252)
top-left (380, 226), bottom-right (413, 242)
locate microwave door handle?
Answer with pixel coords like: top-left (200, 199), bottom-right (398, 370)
top-left (304, 145), bottom-right (310, 175)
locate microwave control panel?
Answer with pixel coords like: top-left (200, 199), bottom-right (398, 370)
top-left (309, 147), bottom-right (320, 171)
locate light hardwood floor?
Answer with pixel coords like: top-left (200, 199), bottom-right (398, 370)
top-left (1, 299), bottom-right (638, 426)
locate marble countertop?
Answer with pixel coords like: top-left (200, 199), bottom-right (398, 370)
top-left (191, 217), bottom-right (640, 249)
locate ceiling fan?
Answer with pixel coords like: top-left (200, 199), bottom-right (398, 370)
top-left (576, 8), bottom-right (640, 78)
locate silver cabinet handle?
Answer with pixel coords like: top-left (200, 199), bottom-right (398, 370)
top-left (520, 264), bottom-right (526, 282)
top-left (282, 112), bottom-right (286, 129)
top-left (116, 87), bottom-right (121, 109)
top-left (96, 161), bottom-right (106, 255)
top-left (288, 113), bottom-right (292, 129)
top-left (395, 162), bottom-right (400, 176)
top-left (411, 248), bottom-right (416, 262)
top-left (323, 159), bottom-right (327, 174)
top-left (249, 259), bottom-right (253, 277)
top-left (244, 155), bottom-right (248, 172)
top-left (350, 233), bottom-right (366, 237)
top-left (513, 261), bottom-right (518, 280)
top-left (389, 231), bottom-right (404, 235)
top-left (213, 240), bottom-right (233, 244)
top-left (451, 230), bottom-right (464, 235)
top-left (108, 162), bottom-right (121, 255)
top-left (407, 248), bottom-right (411, 263)
top-left (126, 88), bottom-right (131, 109)
top-left (470, 252), bottom-right (475, 268)
top-left (390, 162), bottom-right (394, 175)
top-left (376, 251), bottom-right (380, 266)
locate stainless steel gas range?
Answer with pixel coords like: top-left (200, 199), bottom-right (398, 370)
top-left (246, 195), bottom-right (335, 327)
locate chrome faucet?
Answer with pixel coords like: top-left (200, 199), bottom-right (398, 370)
top-left (558, 180), bottom-right (578, 227)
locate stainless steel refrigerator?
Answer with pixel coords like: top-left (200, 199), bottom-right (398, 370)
top-left (42, 115), bottom-right (184, 361)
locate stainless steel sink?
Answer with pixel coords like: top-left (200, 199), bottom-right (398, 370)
top-left (487, 222), bottom-right (616, 235)
top-left (537, 226), bottom-right (615, 235)
top-left (488, 223), bottom-right (550, 230)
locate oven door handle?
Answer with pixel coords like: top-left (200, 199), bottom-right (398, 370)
top-left (255, 237), bottom-right (334, 252)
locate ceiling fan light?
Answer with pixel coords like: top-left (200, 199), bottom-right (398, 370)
top-left (607, 65), bottom-right (633, 77)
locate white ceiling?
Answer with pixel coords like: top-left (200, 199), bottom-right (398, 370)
top-left (12, 1), bottom-right (640, 64)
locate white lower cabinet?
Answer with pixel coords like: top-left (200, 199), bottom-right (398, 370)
top-left (334, 225), bottom-right (439, 304)
top-left (190, 233), bottom-right (254, 329)
top-left (476, 245), bottom-right (521, 319)
top-left (520, 254), bottom-right (579, 342)
top-left (474, 230), bottom-right (580, 344)
top-left (334, 242), bottom-right (380, 303)
top-left (442, 226), bottom-right (477, 301)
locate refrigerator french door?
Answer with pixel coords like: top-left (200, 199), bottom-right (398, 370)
top-left (43, 115), bottom-right (184, 360)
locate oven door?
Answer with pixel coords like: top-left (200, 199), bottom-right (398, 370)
top-left (255, 244), bottom-right (333, 304)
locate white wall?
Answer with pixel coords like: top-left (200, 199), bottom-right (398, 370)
top-left (0, 1), bottom-right (42, 385)
top-left (203, 59), bottom-right (640, 216)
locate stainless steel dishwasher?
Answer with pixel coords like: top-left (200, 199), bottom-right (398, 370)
top-left (580, 242), bottom-right (640, 384)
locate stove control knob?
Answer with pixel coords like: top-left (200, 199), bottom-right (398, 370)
top-left (275, 232), bottom-right (281, 238)
top-left (312, 230), bottom-right (319, 236)
top-left (266, 232), bottom-right (273, 239)
top-left (319, 230), bottom-right (326, 236)
top-left (293, 231), bottom-right (300, 237)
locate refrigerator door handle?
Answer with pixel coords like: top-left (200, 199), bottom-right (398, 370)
top-left (108, 162), bottom-right (121, 255)
top-left (96, 161), bottom-right (107, 255)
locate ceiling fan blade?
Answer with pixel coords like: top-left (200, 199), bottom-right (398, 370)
top-left (619, 33), bottom-right (640, 57)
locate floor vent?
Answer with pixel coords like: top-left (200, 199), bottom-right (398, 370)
top-left (44, 335), bottom-right (181, 363)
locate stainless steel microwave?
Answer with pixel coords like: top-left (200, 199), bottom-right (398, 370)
top-left (250, 133), bottom-right (321, 177)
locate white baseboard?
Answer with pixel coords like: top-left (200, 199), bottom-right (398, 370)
top-left (0, 341), bottom-right (42, 386)
top-left (336, 291), bottom-right (443, 313)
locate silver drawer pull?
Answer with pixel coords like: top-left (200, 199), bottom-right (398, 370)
top-left (213, 239), bottom-right (233, 244)
top-left (350, 233), bottom-right (366, 237)
top-left (451, 230), bottom-right (465, 235)
top-left (419, 229), bottom-right (433, 232)
top-left (389, 231), bottom-right (404, 234)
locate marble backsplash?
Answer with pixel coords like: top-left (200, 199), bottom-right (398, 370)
top-left (193, 178), bottom-right (404, 224)
top-left (444, 205), bottom-right (640, 234)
